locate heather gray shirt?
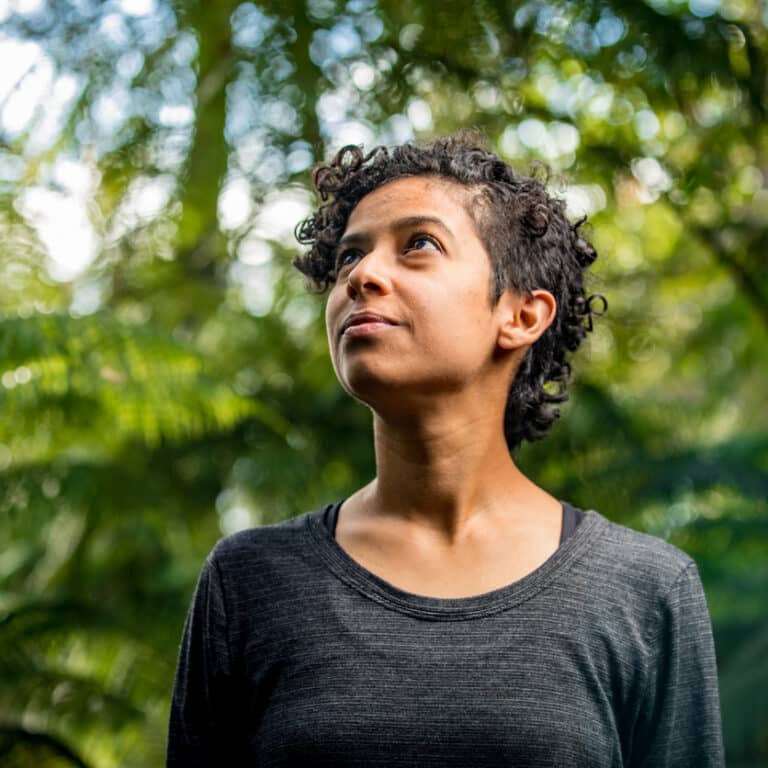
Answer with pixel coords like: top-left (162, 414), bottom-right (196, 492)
top-left (167, 504), bottom-right (724, 767)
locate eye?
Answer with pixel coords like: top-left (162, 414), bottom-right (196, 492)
top-left (335, 247), bottom-right (363, 272)
top-left (405, 234), bottom-right (441, 253)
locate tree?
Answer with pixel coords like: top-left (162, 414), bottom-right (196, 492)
top-left (1, 0), bottom-right (766, 764)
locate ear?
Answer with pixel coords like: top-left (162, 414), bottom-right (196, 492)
top-left (496, 289), bottom-right (557, 351)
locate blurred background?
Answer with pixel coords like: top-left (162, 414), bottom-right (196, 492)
top-left (0, 0), bottom-right (766, 765)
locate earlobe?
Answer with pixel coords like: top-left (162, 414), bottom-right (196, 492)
top-left (497, 290), bottom-right (557, 350)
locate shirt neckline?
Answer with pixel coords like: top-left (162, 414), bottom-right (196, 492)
top-left (304, 502), bottom-right (608, 621)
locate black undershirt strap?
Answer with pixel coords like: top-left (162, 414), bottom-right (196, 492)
top-left (560, 502), bottom-right (584, 545)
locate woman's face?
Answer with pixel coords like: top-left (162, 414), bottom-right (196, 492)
top-left (325, 175), bottom-right (515, 409)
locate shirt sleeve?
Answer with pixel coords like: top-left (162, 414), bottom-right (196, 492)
top-left (167, 555), bottom-right (243, 767)
top-left (630, 562), bottom-right (725, 767)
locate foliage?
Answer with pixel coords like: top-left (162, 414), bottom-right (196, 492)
top-left (1, 0), bottom-right (766, 764)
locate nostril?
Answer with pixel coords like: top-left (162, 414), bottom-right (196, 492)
top-left (347, 263), bottom-right (389, 297)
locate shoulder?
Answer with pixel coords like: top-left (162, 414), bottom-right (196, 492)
top-left (588, 511), bottom-right (696, 588)
top-left (575, 510), bottom-right (705, 638)
top-left (200, 508), bottom-right (325, 600)
top-left (209, 509), bottom-right (314, 561)
top-left (205, 509), bottom-right (319, 577)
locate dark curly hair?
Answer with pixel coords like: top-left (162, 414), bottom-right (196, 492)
top-left (294, 132), bottom-right (606, 451)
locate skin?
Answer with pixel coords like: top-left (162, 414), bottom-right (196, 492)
top-left (325, 175), bottom-right (561, 598)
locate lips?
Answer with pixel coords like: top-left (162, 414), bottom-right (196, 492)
top-left (340, 312), bottom-right (399, 337)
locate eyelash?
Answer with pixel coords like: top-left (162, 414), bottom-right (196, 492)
top-left (335, 233), bottom-right (441, 271)
top-left (405, 234), bottom-right (441, 253)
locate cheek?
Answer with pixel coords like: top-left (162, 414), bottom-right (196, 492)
top-left (432, 290), bottom-right (496, 359)
top-left (324, 290), bottom-right (347, 369)
top-left (433, 281), bottom-right (490, 330)
top-left (324, 304), bottom-right (333, 343)
top-left (325, 290), bottom-right (341, 339)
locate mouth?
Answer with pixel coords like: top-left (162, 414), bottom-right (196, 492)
top-left (340, 312), bottom-right (399, 337)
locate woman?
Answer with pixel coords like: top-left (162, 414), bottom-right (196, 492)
top-left (167, 135), bottom-right (724, 766)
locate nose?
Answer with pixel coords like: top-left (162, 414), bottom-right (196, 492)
top-left (346, 248), bottom-right (393, 300)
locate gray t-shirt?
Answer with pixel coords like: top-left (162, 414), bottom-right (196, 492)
top-left (167, 503), bottom-right (724, 767)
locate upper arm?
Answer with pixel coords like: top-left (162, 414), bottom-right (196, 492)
top-left (630, 563), bottom-right (724, 767)
top-left (167, 556), bottom-right (242, 767)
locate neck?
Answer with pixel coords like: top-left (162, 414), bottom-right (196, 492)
top-left (362, 395), bottom-right (554, 542)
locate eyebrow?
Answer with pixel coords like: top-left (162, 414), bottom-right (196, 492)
top-left (337, 215), bottom-right (455, 249)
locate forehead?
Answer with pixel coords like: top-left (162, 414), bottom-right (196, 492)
top-left (344, 175), bottom-right (477, 232)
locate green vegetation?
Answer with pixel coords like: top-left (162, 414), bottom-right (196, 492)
top-left (1, 0), bottom-right (766, 765)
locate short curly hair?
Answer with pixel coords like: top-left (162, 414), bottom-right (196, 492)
top-left (294, 132), bottom-right (606, 451)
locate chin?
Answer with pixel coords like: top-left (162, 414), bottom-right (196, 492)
top-left (340, 370), bottom-right (401, 403)
top-left (341, 370), bottom-right (457, 415)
